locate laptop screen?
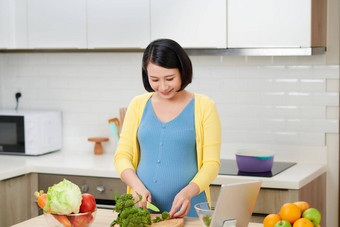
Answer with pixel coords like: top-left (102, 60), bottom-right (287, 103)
top-left (210, 180), bottom-right (262, 227)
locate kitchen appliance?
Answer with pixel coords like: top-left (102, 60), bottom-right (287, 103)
top-left (219, 159), bottom-right (296, 177)
top-left (236, 150), bottom-right (274, 172)
top-left (0, 109), bottom-right (62, 155)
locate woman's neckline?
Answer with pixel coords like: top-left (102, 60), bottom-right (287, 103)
top-left (150, 91), bottom-right (194, 124)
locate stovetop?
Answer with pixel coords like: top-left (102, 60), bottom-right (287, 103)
top-left (219, 159), bottom-right (296, 177)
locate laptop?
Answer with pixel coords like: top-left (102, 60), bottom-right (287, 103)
top-left (210, 180), bottom-right (262, 227)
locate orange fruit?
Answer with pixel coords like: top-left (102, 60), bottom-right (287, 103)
top-left (263, 213), bottom-right (281, 227)
top-left (293, 201), bottom-right (310, 213)
top-left (280, 203), bottom-right (302, 224)
top-left (293, 218), bottom-right (314, 227)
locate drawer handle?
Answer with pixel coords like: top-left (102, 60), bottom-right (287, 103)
top-left (96, 185), bottom-right (105, 193)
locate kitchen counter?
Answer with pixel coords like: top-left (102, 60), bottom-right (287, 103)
top-left (0, 150), bottom-right (326, 190)
top-left (11, 208), bottom-right (263, 227)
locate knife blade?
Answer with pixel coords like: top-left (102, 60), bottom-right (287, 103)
top-left (147, 202), bottom-right (160, 212)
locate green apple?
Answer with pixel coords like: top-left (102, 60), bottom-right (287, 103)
top-left (274, 220), bottom-right (291, 227)
top-left (303, 208), bottom-right (321, 226)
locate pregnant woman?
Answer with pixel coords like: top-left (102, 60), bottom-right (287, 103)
top-left (114, 38), bottom-right (221, 218)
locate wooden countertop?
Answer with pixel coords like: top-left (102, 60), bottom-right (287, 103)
top-left (11, 209), bottom-right (263, 227)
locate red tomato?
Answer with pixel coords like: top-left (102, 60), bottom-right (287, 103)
top-left (80, 193), bottom-right (96, 213)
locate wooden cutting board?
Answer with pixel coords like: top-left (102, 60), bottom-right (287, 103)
top-left (150, 214), bottom-right (184, 227)
top-left (113, 213), bottom-right (184, 227)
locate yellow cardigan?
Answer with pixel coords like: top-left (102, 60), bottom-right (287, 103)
top-left (114, 92), bottom-right (221, 204)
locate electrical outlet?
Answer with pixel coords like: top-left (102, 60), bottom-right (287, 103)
top-left (15, 92), bottom-right (22, 111)
top-left (15, 92), bottom-right (22, 99)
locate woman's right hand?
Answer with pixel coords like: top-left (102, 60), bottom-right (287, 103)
top-left (132, 187), bottom-right (152, 209)
top-left (120, 168), bottom-right (152, 209)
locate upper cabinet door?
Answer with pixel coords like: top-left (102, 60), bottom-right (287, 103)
top-left (227, 0), bottom-right (326, 48)
top-left (0, 0), bottom-right (10, 48)
top-left (88, 0), bottom-right (150, 48)
top-left (27, 0), bottom-right (87, 48)
top-left (0, 0), bottom-right (27, 49)
top-left (150, 0), bottom-right (227, 48)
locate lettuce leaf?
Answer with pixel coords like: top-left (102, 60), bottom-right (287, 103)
top-left (44, 179), bottom-right (82, 214)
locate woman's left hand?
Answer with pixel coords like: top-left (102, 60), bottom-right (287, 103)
top-left (169, 182), bottom-right (200, 218)
top-left (169, 191), bottom-right (191, 218)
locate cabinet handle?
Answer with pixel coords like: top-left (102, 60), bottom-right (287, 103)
top-left (96, 185), bottom-right (105, 193)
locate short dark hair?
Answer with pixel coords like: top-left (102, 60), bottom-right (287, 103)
top-left (142, 39), bottom-right (192, 92)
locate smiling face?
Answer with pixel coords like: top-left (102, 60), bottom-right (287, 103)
top-left (147, 62), bottom-right (182, 99)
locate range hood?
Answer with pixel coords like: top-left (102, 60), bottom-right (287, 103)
top-left (0, 47), bottom-right (326, 56)
top-left (184, 47), bottom-right (326, 56)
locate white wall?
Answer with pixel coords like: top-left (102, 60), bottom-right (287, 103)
top-left (0, 52), bottom-right (339, 225)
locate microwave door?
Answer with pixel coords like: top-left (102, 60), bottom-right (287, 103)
top-left (0, 116), bottom-right (25, 154)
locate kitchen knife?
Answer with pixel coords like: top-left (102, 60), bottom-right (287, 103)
top-left (147, 202), bottom-right (160, 212)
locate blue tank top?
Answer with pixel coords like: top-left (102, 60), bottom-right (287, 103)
top-left (136, 97), bottom-right (206, 217)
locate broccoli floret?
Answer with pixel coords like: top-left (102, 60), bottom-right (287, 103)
top-left (114, 193), bottom-right (135, 213)
top-left (119, 207), bottom-right (151, 227)
top-left (152, 211), bottom-right (170, 223)
top-left (152, 216), bottom-right (163, 223)
top-left (203, 214), bottom-right (211, 227)
top-left (161, 211), bottom-right (170, 220)
top-left (111, 192), bottom-right (152, 227)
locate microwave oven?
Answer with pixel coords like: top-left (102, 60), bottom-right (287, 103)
top-left (0, 109), bottom-right (62, 155)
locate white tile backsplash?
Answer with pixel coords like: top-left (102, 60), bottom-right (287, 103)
top-left (313, 92), bottom-right (339, 105)
top-left (299, 106), bottom-right (326, 118)
top-left (300, 79), bottom-right (325, 92)
top-left (0, 53), bottom-right (339, 153)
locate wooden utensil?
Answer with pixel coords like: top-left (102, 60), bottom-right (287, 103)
top-left (88, 137), bottom-right (109, 155)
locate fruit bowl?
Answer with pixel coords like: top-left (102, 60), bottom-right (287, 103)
top-left (43, 209), bottom-right (97, 227)
top-left (194, 202), bottom-right (214, 227)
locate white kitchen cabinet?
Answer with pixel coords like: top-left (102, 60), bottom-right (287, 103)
top-left (150, 0), bottom-right (227, 48)
top-left (87, 0), bottom-right (150, 48)
top-left (227, 0), bottom-right (327, 48)
top-left (0, 0), bottom-right (327, 52)
top-left (0, 0), bottom-right (10, 48)
top-left (0, 0), bottom-right (27, 49)
top-left (27, 0), bottom-right (87, 48)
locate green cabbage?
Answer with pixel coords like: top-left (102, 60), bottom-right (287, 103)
top-left (44, 179), bottom-right (82, 214)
